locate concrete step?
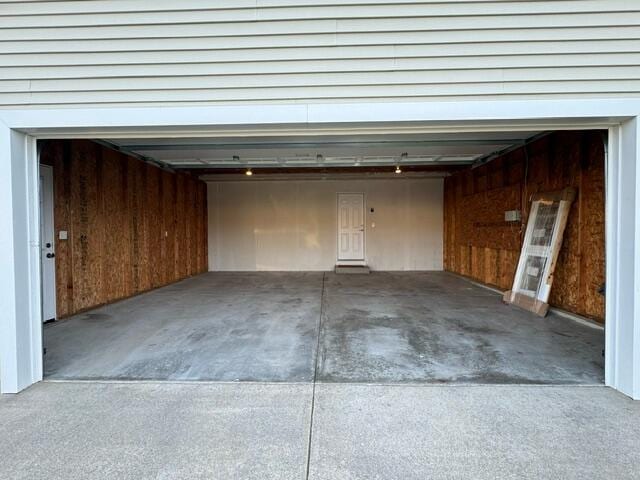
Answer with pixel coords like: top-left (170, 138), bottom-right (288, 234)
top-left (334, 265), bottom-right (370, 274)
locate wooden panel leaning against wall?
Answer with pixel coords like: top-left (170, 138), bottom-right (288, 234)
top-left (443, 130), bottom-right (605, 322)
top-left (39, 139), bottom-right (208, 319)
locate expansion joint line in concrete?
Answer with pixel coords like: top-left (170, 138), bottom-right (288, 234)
top-left (305, 272), bottom-right (326, 480)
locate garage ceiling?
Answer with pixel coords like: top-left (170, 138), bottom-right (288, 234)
top-left (104, 131), bottom-right (541, 170)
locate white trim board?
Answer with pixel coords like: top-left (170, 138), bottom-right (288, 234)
top-left (2, 98), bottom-right (637, 134)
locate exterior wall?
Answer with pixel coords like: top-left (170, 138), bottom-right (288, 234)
top-left (40, 140), bottom-right (208, 318)
top-left (443, 130), bottom-right (605, 321)
top-left (1, 1), bottom-right (639, 108)
top-left (207, 177), bottom-right (443, 271)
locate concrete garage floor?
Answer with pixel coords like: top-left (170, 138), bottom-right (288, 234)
top-left (46, 272), bottom-right (322, 382)
top-left (44, 272), bottom-right (604, 384)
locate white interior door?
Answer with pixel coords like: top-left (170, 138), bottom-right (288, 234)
top-left (505, 187), bottom-right (575, 316)
top-left (39, 164), bottom-right (56, 322)
top-left (337, 193), bottom-right (365, 262)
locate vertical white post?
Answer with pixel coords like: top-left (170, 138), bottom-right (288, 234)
top-left (606, 118), bottom-right (640, 400)
top-left (0, 127), bottom-right (42, 394)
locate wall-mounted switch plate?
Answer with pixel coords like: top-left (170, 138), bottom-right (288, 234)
top-left (59, 230), bottom-right (68, 240)
top-left (504, 210), bottom-right (522, 222)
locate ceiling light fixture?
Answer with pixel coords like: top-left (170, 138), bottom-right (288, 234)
top-left (395, 166), bottom-right (402, 174)
top-left (245, 168), bottom-right (253, 176)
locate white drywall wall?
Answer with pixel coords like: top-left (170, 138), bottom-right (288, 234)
top-left (207, 177), bottom-right (443, 271)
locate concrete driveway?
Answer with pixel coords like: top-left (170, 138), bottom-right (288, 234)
top-left (1, 382), bottom-right (639, 479)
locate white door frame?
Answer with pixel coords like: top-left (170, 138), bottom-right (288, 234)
top-left (1, 99), bottom-right (639, 398)
top-left (39, 164), bottom-right (56, 323)
top-left (336, 192), bottom-right (366, 265)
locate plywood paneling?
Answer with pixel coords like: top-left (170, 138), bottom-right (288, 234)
top-left (443, 130), bottom-right (605, 322)
top-left (100, 146), bottom-right (128, 303)
top-left (161, 170), bottom-right (177, 285)
top-left (40, 139), bottom-right (208, 318)
top-left (70, 140), bottom-right (102, 312)
top-left (175, 174), bottom-right (187, 279)
top-left (146, 164), bottom-right (163, 289)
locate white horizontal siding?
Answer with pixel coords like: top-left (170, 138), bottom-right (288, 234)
top-left (3, 27), bottom-right (638, 55)
top-left (1, 0), bottom-right (637, 18)
top-left (1, 14), bottom-right (638, 41)
top-left (0, 0), bottom-right (638, 108)
top-left (4, 54), bottom-right (640, 80)
top-left (1, 41), bottom-right (639, 67)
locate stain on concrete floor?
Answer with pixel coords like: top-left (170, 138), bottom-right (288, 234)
top-left (317, 272), bottom-right (604, 384)
top-left (44, 271), bottom-right (604, 384)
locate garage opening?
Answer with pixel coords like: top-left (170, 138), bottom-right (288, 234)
top-left (38, 130), bottom-right (605, 384)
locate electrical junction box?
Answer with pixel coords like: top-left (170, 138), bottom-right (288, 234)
top-left (505, 210), bottom-right (522, 222)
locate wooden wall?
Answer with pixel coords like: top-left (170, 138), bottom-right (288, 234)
top-left (40, 139), bottom-right (208, 318)
top-left (443, 131), bottom-right (605, 322)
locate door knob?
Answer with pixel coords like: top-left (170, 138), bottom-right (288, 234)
top-left (46, 253), bottom-right (55, 258)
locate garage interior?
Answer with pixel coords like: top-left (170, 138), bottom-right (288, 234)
top-left (39, 130), bottom-right (605, 385)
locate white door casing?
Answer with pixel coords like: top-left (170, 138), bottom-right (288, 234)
top-left (39, 164), bottom-right (56, 322)
top-left (337, 193), bottom-right (365, 262)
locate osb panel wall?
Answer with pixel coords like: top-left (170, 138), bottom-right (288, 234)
top-left (40, 140), bottom-right (208, 318)
top-left (443, 131), bottom-right (605, 322)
